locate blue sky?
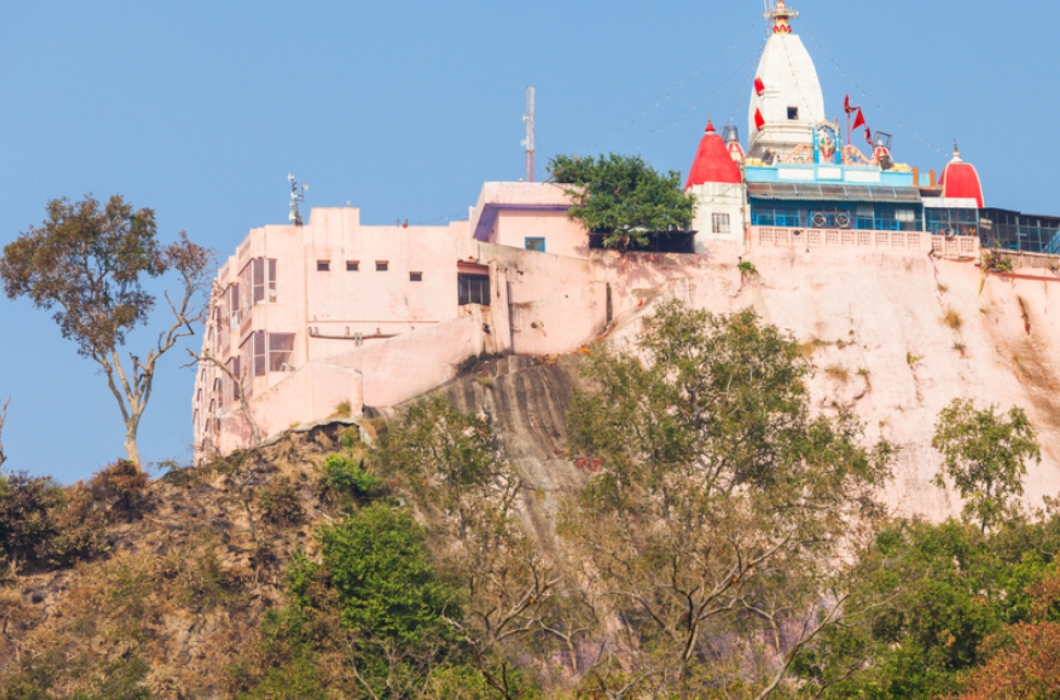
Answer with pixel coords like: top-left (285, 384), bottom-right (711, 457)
top-left (2, 1), bottom-right (1057, 482)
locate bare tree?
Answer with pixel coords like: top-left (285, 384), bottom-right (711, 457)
top-left (0, 195), bottom-right (213, 467)
top-left (0, 398), bottom-right (8, 469)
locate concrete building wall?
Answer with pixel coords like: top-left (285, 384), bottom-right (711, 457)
top-left (690, 182), bottom-right (747, 249)
top-left (492, 209), bottom-right (589, 259)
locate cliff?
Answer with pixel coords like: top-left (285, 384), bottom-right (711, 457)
top-left (605, 245), bottom-right (1060, 518)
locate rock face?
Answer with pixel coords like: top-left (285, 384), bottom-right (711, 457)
top-left (436, 247), bottom-right (1060, 523)
top-left (439, 355), bottom-right (588, 546)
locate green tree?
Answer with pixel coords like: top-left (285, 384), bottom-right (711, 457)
top-left (932, 399), bottom-right (1041, 533)
top-left (562, 300), bottom-right (893, 699)
top-left (380, 395), bottom-right (560, 699)
top-left (951, 567), bottom-right (1060, 700)
top-left (803, 515), bottom-right (1060, 700)
top-left (0, 195), bottom-right (212, 467)
top-left (548, 154), bottom-right (695, 250)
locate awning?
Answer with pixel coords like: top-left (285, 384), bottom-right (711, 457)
top-left (747, 182), bottom-right (922, 204)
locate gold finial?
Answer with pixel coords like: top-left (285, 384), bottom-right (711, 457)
top-left (764, 0), bottom-right (799, 34)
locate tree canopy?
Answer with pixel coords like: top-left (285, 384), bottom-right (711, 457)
top-left (562, 300), bottom-right (894, 698)
top-left (548, 153), bottom-right (695, 250)
top-left (932, 399), bottom-right (1041, 533)
top-left (0, 195), bottom-right (212, 467)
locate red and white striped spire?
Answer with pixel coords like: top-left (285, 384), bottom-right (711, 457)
top-left (765, 0), bottom-right (799, 34)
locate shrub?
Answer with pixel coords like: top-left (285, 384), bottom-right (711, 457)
top-left (47, 482), bottom-right (108, 567)
top-left (333, 400), bottom-right (352, 419)
top-left (259, 477), bottom-right (305, 526)
top-left (159, 545), bottom-right (245, 613)
top-left (983, 248), bottom-right (1014, 273)
top-left (89, 460), bottom-right (150, 522)
top-left (738, 260), bottom-right (758, 277)
top-left (0, 471), bottom-right (64, 570)
top-left (319, 455), bottom-right (386, 505)
top-left (944, 307), bottom-right (963, 330)
top-left (318, 504), bottom-right (461, 647)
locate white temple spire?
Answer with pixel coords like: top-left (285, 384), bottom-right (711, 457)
top-left (747, 1), bottom-right (824, 159)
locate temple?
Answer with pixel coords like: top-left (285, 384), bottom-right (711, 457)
top-left (192, 1), bottom-right (1060, 460)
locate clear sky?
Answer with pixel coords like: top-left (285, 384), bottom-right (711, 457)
top-left (2, 0), bottom-right (1058, 483)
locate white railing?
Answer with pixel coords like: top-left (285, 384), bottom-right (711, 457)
top-left (930, 235), bottom-right (979, 258)
top-left (752, 227), bottom-right (929, 252)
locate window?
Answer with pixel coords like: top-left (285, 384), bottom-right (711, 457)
top-left (525, 237), bottom-right (546, 253)
top-left (253, 331), bottom-right (266, 377)
top-left (346, 260), bottom-right (359, 271)
top-left (410, 272), bottom-right (423, 282)
top-left (230, 283), bottom-right (240, 326)
top-left (458, 273), bottom-right (490, 306)
top-left (711, 213), bottom-right (731, 234)
top-left (787, 107), bottom-right (799, 120)
top-left (896, 209), bottom-right (916, 222)
top-left (239, 258), bottom-right (278, 307)
top-left (269, 333), bottom-right (295, 372)
top-left (317, 260), bottom-right (330, 271)
top-left (376, 261), bottom-right (389, 271)
top-left (227, 357), bottom-right (241, 401)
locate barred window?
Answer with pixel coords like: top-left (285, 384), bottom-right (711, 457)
top-left (712, 213), bottom-right (731, 234)
top-left (269, 333), bottom-right (295, 372)
top-left (458, 274), bottom-right (490, 306)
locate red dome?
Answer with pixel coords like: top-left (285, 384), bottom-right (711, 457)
top-left (685, 121), bottom-right (742, 189)
top-left (940, 146), bottom-right (985, 207)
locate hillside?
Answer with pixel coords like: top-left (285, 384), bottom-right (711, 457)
top-left (2, 248), bottom-right (1060, 699)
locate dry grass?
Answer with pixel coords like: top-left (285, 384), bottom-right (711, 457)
top-left (943, 308), bottom-right (963, 330)
top-left (799, 338), bottom-right (831, 358)
top-left (824, 365), bottom-right (850, 384)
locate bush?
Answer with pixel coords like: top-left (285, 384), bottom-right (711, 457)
top-left (47, 482), bottom-right (108, 567)
top-left (0, 471), bottom-right (64, 570)
top-left (319, 455), bottom-right (386, 505)
top-left (89, 460), bottom-right (150, 522)
top-left (259, 477), bottom-right (305, 527)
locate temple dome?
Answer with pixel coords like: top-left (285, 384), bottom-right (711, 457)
top-left (748, 1), bottom-right (825, 159)
top-left (686, 121), bottom-right (742, 188)
top-left (940, 145), bottom-right (985, 207)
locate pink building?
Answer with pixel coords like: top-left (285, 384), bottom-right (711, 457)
top-left (194, 183), bottom-right (600, 457)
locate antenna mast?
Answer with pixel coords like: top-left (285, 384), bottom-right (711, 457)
top-left (288, 174), bottom-right (308, 226)
top-left (523, 86), bottom-right (536, 183)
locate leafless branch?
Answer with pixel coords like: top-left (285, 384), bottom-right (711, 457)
top-left (185, 349), bottom-right (261, 448)
top-left (0, 398), bottom-right (9, 469)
